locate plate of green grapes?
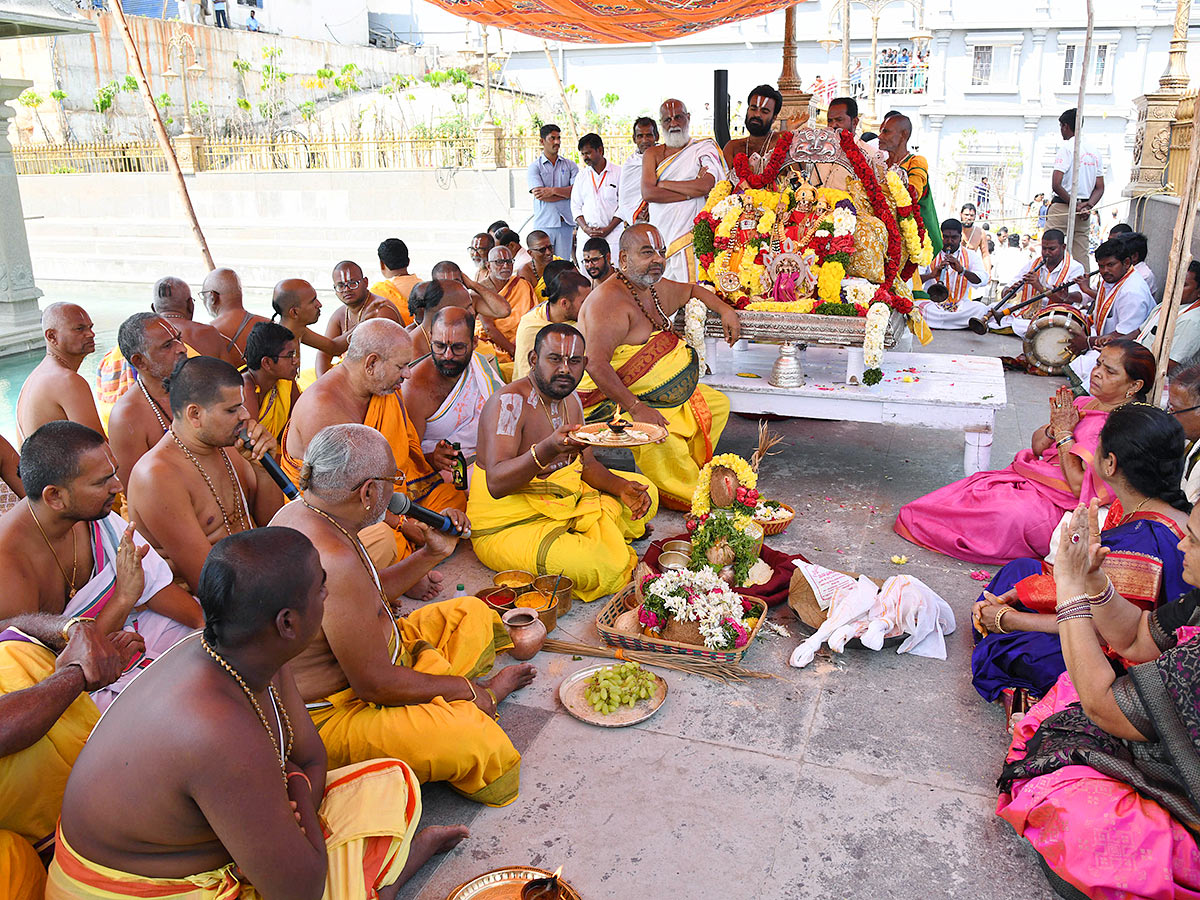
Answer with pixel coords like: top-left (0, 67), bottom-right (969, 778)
top-left (558, 662), bottom-right (668, 727)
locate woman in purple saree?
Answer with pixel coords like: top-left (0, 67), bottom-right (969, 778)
top-left (971, 404), bottom-right (1191, 722)
top-left (998, 488), bottom-right (1200, 900)
top-left (895, 341), bottom-right (1156, 566)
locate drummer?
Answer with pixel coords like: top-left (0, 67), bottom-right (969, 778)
top-left (994, 229), bottom-right (1085, 338)
top-left (1065, 238), bottom-right (1156, 391)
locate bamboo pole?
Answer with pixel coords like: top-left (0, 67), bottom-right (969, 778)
top-left (1064, 0), bottom-right (1093, 253)
top-left (541, 40), bottom-right (580, 149)
top-left (110, 0), bottom-right (214, 271)
top-left (1149, 108), bottom-right (1200, 401)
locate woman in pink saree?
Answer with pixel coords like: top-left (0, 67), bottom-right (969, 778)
top-left (997, 498), bottom-right (1200, 899)
top-left (895, 340), bottom-right (1155, 566)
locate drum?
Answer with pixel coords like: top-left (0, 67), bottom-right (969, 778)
top-left (1022, 304), bottom-right (1091, 375)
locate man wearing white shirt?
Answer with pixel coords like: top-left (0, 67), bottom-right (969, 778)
top-left (617, 117), bottom-right (658, 228)
top-left (917, 218), bottom-right (988, 329)
top-left (571, 133), bottom-right (623, 264)
top-left (994, 229), bottom-right (1085, 337)
top-left (1137, 260), bottom-right (1200, 374)
top-left (1048, 107), bottom-right (1104, 264)
top-left (1066, 237), bottom-right (1156, 388)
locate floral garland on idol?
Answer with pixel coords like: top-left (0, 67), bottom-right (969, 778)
top-left (731, 131), bottom-right (796, 190)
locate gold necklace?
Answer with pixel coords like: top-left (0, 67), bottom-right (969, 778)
top-left (29, 505), bottom-right (79, 598)
top-left (1123, 496), bottom-right (1155, 522)
top-left (302, 500), bottom-right (394, 615)
top-left (616, 271), bottom-right (671, 331)
top-left (46, 347), bottom-right (79, 369)
top-left (137, 377), bottom-right (170, 435)
top-left (168, 429), bottom-right (249, 536)
top-left (160, 312), bottom-right (188, 321)
top-left (199, 635), bottom-right (291, 787)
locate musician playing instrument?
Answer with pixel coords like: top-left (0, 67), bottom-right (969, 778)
top-left (995, 229), bottom-right (1085, 337)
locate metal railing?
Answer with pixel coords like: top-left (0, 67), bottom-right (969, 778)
top-left (12, 140), bottom-right (167, 175)
top-left (875, 63), bottom-right (929, 95)
top-left (1166, 91), bottom-right (1197, 196)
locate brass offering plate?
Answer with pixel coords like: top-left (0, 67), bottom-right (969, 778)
top-left (558, 664), bottom-right (668, 728)
top-left (446, 866), bottom-right (582, 900)
top-left (567, 422), bottom-right (668, 447)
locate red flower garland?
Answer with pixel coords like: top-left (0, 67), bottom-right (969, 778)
top-left (836, 130), bottom-right (908, 313)
top-left (731, 131), bottom-right (795, 190)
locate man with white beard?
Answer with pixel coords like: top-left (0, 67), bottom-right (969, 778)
top-left (640, 99), bottom-right (726, 283)
top-left (616, 117), bottom-right (658, 229)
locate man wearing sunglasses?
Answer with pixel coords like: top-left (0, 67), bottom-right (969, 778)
top-left (316, 261), bottom-right (401, 376)
top-left (403, 307), bottom-right (501, 488)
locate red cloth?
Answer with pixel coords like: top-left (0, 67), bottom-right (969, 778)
top-left (642, 534), bottom-right (806, 607)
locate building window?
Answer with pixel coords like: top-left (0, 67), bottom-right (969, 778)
top-left (972, 45), bottom-right (993, 85)
top-left (1060, 42), bottom-right (1114, 89)
top-left (1062, 45), bottom-right (1075, 86)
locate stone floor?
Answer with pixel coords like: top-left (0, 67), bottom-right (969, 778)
top-left (395, 329), bottom-right (1063, 900)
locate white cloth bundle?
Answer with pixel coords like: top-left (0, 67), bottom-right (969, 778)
top-left (789, 562), bottom-right (956, 668)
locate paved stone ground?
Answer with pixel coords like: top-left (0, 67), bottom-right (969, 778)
top-left (394, 329), bottom-right (1063, 900)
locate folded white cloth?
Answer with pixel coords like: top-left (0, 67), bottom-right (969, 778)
top-left (788, 563), bottom-right (956, 667)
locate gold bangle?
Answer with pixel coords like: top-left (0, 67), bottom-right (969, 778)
top-left (529, 444), bottom-right (546, 469)
top-left (61, 615), bottom-right (94, 642)
top-left (484, 686), bottom-right (499, 720)
top-left (462, 676), bottom-right (478, 703)
top-left (993, 607), bottom-right (1011, 635)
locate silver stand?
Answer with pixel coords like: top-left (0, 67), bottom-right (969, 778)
top-left (769, 342), bottom-right (806, 387)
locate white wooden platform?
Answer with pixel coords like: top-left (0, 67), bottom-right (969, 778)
top-left (703, 342), bottom-right (1008, 475)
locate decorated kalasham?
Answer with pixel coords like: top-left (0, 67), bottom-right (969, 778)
top-left (688, 126), bottom-right (934, 383)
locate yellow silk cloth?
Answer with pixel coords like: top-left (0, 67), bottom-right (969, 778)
top-left (309, 597), bottom-right (522, 807)
top-left (280, 391), bottom-right (465, 559)
top-left (0, 639), bottom-right (99, 852)
top-left (1, 830), bottom-right (46, 900)
top-left (369, 275), bottom-right (420, 327)
top-left (469, 459), bottom-right (657, 602)
top-left (577, 335), bottom-right (729, 510)
top-left (255, 379), bottom-right (295, 445)
top-left (46, 759), bottom-right (422, 899)
top-left (477, 276), bottom-right (538, 368)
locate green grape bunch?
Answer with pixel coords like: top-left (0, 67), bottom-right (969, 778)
top-left (583, 662), bottom-right (656, 715)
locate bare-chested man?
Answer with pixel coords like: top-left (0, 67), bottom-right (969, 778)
top-left (126, 356), bottom-right (283, 591)
top-left (432, 259), bottom-right (510, 321)
top-left (468, 324), bottom-right (657, 601)
top-left (281, 319), bottom-right (467, 587)
top-left (402, 306), bottom-right (500, 473)
top-left (960, 202), bottom-right (993, 280)
top-left (512, 267), bottom-right (592, 381)
top-left (0, 435), bottom-right (22, 498)
top-left (200, 267), bottom-right (268, 361)
top-left (271, 278), bottom-right (350, 361)
top-left (641, 99), bottom-right (725, 282)
top-left (468, 231), bottom-right (495, 281)
top-left (474, 246), bottom-right (537, 360)
top-left (16, 302), bottom-right (103, 441)
top-left (241, 322), bottom-right (302, 444)
top-left (721, 84), bottom-right (784, 171)
top-left (50, 527), bottom-right (467, 899)
top-left (578, 224), bottom-right (738, 509)
top-left (152, 277), bottom-right (241, 365)
top-left (316, 261), bottom-right (401, 376)
top-left (0, 421), bottom-right (201, 710)
top-left (273, 424), bottom-right (534, 806)
top-left (106, 313), bottom-right (188, 489)
top-left (406, 278), bottom-right (479, 358)
top-left (515, 230), bottom-right (555, 288)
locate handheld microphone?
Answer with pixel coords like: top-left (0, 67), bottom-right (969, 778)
top-left (388, 491), bottom-right (469, 538)
top-left (236, 427), bottom-right (299, 500)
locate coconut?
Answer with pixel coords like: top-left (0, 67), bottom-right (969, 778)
top-left (708, 465), bottom-right (740, 508)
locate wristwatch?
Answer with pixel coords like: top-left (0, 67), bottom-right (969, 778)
top-left (61, 616), bottom-right (94, 641)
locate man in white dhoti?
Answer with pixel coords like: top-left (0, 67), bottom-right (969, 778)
top-left (917, 218), bottom-right (988, 329)
top-left (571, 132), bottom-right (623, 264)
top-left (0, 421), bottom-right (203, 711)
top-left (617, 117), bottom-right (658, 229)
top-left (641, 99), bottom-right (725, 283)
top-left (994, 228), bottom-right (1085, 337)
top-left (402, 307), bottom-right (501, 479)
top-left (1066, 237), bottom-right (1157, 389)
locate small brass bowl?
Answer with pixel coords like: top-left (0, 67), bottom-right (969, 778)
top-left (662, 539), bottom-right (692, 555)
top-left (479, 586), bottom-right (516, 612)
top-left (658, 550), bottom-right (690, 571)
top-left (493, 570), bottom-right (535, 593)
top-left (533, 574), bottom-right (574, 617)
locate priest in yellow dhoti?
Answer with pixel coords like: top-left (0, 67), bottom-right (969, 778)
top-left (369, 237), bottom-right (422, 326)
top-left (241, 321), bottom-right (301, 445)
top-left (0, 616), bottom-right (142, 889)
top-left (281, 320), bottom-right (466, 568)
top-left (272, 425), bottom-right (536, 807)
top-left (512, 268), bottom-right (593, 381)
top-left (47, 529), bottom-right (462, 900)
top-left (577, 225), bottom-right (740, 510)
top-left (470, 324), bottom-right (658, 601)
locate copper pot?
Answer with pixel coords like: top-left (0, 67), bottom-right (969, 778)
top-left (501, 608), bottom-right (547, 660)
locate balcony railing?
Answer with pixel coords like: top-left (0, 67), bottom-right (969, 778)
top-left (874, 63), bottom-right (929, 95)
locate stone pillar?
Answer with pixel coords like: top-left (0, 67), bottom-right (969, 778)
top-left (172, 133), bottom-right (206, 175)
top-left (474, 123), bottom-right (503, 169)
top-left (1129, 0), bottom-right (1191, 193)
top-left (0, 79), bottom-right (45, 357)
top-left (777, 5), bottom-right (812, 129)
top-left (1022, 114), bottom-right (1041, 207)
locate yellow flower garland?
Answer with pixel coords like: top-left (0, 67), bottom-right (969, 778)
top-left (746, 297), bottom-right (818, 313)
top-left (691, 453), bottom-right (759, 515)
top-left (703, 180), bottom-right (733, 213)
top-left (816, 260), bottom-right (845, 306)
top-left (714, 204), bottom-right (741, 240)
